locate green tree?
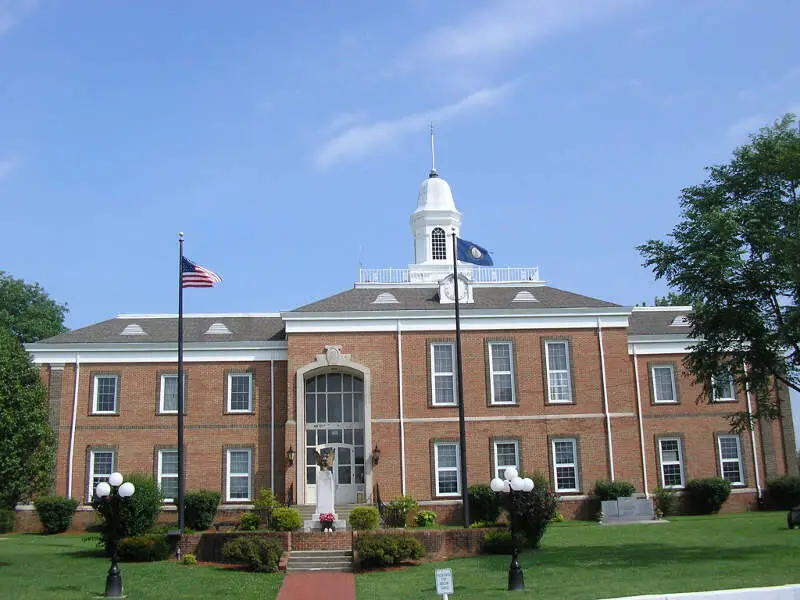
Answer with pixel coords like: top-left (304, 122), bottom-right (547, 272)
top-left (654, 291), bottom-right (695, 306)
top-left (0, 328), bottom-right (55, 509)
top-left (638, 114), bottom-right (800, 430)
top-left (0, 271), bottom-right (68, 344)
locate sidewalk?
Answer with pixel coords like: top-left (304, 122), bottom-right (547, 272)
top-left (276, 572), bottom-right (357, 600)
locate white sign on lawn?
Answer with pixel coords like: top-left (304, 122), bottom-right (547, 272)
top-left (435, 568), bottom-right (454, 598)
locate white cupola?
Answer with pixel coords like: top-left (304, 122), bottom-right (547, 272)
top-left (409, 169), bottom-right (462, 267)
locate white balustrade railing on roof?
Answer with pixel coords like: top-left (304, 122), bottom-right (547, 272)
top-left (358, 266), bottom-right (540, 284)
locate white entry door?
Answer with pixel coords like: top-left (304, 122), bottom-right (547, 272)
top-left (334, 444), bottom-right (356, 504)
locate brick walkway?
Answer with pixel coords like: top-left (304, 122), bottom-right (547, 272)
top-left (276, 572), bottom-right (356, 600)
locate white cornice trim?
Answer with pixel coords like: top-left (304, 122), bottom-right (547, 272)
top-left (116, 313), bottom-right (281, 319)
top-left (628, 336), bottom-right (699, 355)
top-left (631, 306), bottom-right (692, 312)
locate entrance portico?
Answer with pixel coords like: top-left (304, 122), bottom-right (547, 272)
top-left (295, 346), bottom-right (373, 505)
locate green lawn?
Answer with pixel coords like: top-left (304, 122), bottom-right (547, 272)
top-left (356, 513), bottom-right (800, 599)
top-left (0, 534), bottom-right (284, 600)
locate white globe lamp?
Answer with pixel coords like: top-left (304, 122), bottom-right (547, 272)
top-left (108, 472), bottom-right (123, 487)
top-left (95, 481), bottom-right (111, 498)
top-left (118, 482), bottom-right (136, 498)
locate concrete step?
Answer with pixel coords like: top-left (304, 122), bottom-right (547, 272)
top-left (287, 550), bottom-right (353, 573)
top-left (286, 565), bottom-right (353, 572)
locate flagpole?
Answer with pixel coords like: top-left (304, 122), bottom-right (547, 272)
top-left (451, 230), bottom-right (470, 528)
top-left (177, 233), bottom-right (185, 533)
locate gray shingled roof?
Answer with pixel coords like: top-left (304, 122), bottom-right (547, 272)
top-left (290, 286), bottom-right (620, 313)
top-left (34, 316), bottom-right (285, 344)
top-left (628, 309), bottom-right (692, 336)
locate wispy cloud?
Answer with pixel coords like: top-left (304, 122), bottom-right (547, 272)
top-left (0, 0), bottom-right (38, 36)
top-left (0, 156), bottom-right (21, 182)
top-left (313, 80), bottom-right (519, 170)
top-left (399, 0), bottom-right (639, 75)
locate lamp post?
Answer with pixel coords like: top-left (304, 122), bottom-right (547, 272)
top-left (92, 472), bottom-right (135, 599)
top-left (490, 467), bottom-right (534, 592)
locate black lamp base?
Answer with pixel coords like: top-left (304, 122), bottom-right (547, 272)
top-left (105, 560), bottom-right (124, 598)
top-left (507, 548), bottom-right (525, 591)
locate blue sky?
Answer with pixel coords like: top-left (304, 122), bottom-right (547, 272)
top-left (1, 1), bottom-right (799, 438)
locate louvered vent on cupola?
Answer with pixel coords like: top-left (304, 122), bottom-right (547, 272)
top-left (670, 315), bottom-right (690, 326)
top-left (120, 323), bottom-right (147, 335)
top-left (372, 292), bottom-right (399, 304)
top-left (511, 290), bottom-right (538, 303)
top-left (205, 322), bottom-right (232, 335)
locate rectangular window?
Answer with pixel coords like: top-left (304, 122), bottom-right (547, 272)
top-left (92, 375), bottom-right (118, 414)
top-left (431, 343), bottom-right (456, 406)
top-left (658, 438), bottom-right (685, 488)
top-left (651, 365), bottom-right (677, 403)
top-left (488, 342), bottom-right (515, 405)
top-left (718, 435), bottom-right (744, 485)
top-left (545, 341), bottom-right (572, 403)
top-left (157, 450), bottom-right (179, 502)
top-left (89, 449), bottom-right (115, 501)
top-left (493, 440), bottom-right (520, 480)
top-left (226, 449), bottom-right (252, 501)
top-left (434, 442), bottom-right (460, 496)
top-left (551, 438), bottom-right (579, 492)
top-left (228, 373), bottom-right (253, 412)
top-left (160, 375), bottom-right (185, 413)
top-left (712, 372), bottom-right (736, 402)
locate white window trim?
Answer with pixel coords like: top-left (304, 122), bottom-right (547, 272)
top-left (434, 442), bottom-right (461, 497)
top-left (88, 449), bottom-right (115, 501)
top-left (551, 438), bottom-right (579, 493)
top-left (651, 364), bottom-right (677, 404)
top-left (92, 375), bottom-right (118, 414)
top-left (545, 340), bottom-right (572, 403)
top-left (712, 372), bottom-right (736, 402)
top-left (493, 440), bottom-right (520, 480)
top-left (658, 437), bottom-right (685, 489)
top-left (718, 435), bottom-right (744, 486)
top-left (488, 342), bottom-right (515, 405)
top-left (157, 449), bottom-right (179, 502)
top-left (226, 448), bottom-right (252, 501)
top-left (227, 373), bottom-right (253, 413)
top-left (159, 374), bottom-right (181, 414)
top-left (431, 343), bottom-right (457, 406)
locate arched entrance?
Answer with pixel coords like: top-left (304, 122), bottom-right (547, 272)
top-left (295, 346), bottom-right (372, 505)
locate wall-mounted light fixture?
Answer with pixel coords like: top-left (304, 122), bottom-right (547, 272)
top-left (372, 444), bottom-right (381, 465)
top-left (287, 446), bottom-right (295, 467)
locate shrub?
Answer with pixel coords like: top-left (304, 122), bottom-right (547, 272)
top-left (182, 553), bottom-right (198, 566)
top-left (183, 490), bottom-right (220, 531)
top-left (117, 534), bottom-right (172, 562)
top-left (253, 488), bottom-right (277, 525)
top-left (222, 535), bottom-right (283, 572)
top-left (33, 496), bottom-right (78, 534)
top-left (93, 474), bottom-right (163, 553)
top-left (349, 506), bottom-right (380, 530)
top-left (354, 533), bottom-right (424, 569)
top-left (593, 480), bottom-right (636, 501)
top-left (415, 510), bottom-right (437, 528)
top-left (482, 531), bottom-right (514, 554)
top-left (500, 472), bottom-right (559, 549)
top-left (654, 486), bottom-right (677, 516)
top-left (239, 512), bottom-right (260, 531)
top-left (0, 507), bottom-right (15, 533)
top-left (767, 475), bottom-right (800, 510)
top-left (470, 520), bottom-right (502, 529)
top-left (384, 495), bottom-right (418, 528)
top-left (271, 506), bottom-right (302, 531)
top-left (685, 477), bottom-right (732, 514)
top-left (468, 483), bottom-right (501, 524)
top-left (550, 511), bottom-right (565, 523)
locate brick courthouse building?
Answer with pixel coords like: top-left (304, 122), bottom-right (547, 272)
top-left (24, 167), bottom-right (798, 526)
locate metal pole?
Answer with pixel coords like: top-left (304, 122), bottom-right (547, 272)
top-left (177, 233), bottom-right (185, 532)
top-left (451, 231), bottom-right (470, 528)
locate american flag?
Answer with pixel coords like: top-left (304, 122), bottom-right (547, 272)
top-left (181, 257), bottom-right (222, 288)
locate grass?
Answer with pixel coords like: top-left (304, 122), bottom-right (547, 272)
top-left (356, 512), bottom-right (800, 599)
top-left (0, 534), bottom-right (284, 600)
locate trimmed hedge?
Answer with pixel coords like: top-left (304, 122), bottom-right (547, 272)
top-left (468, 484), bottom-right (500, 524)
top-left (685, 477), bottom-right (732, 514)
top-left (184, 490), bottom-right (221, 530)
top-left (767, 475), bottom-right (800, 510)
top-left (654, 486), bottom-right (678, 516)
top-left (33, 496), bottom-right (78, 534)
top-left (593, 480), bottom-right (636, 501)
top-left (117, 534), bottom-right (173, 562)
top-left (481, 531), bottom-right (514, 554)
top-left (222, 535), bottom-right (283, 572)
top-left (0, 507), bottom-right (15, 533)
top-left (354, 533), bottom-right (424, 569)
top-left (239, 512), bottom-right (260, 531)
top-left (349, 506), bottom-right (380, 530)
top-left (271, 507), bottom-right (302, 531)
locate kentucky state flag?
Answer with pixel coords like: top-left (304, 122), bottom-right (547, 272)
top-left (456, 237), bottom-right (493, 266)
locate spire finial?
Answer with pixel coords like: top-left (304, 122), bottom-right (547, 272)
top-left (429, 122), bottom-right (438, 177)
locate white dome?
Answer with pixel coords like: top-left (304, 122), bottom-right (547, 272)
top-left (416, 174), bottom-right (456, 212)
